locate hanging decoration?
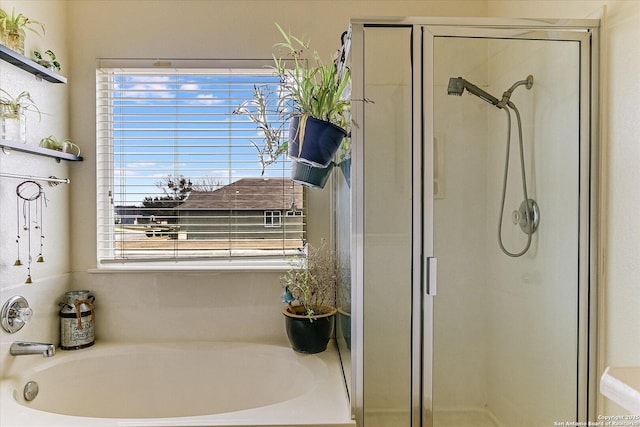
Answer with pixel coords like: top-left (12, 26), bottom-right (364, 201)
top-left (335, 26), bottom-right (351, 87)
top-left (15, 180), bottom-right (46, 284)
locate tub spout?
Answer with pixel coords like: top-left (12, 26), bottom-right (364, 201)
top-left (10, 341), bottom-right (55, 357)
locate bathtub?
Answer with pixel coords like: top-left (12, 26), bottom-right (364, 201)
top-left (0, 341), bottom-right (355, 427)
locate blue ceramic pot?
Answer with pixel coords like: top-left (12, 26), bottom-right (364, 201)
top-left (291, 160), bottom-right (334, 189)
top-left (283, 305), bottom-right (337, 354)
top-left (288, 115), bottom-right (346, 167)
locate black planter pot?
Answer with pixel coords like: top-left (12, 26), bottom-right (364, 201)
top-left (337, 307), bottom-right (351, 350)
top-left (288, 115), bottom-right (347, 167)
top-left (291, 159), bottom-right (334, 189)
top-left (283, 305), bottom-right (337, 354)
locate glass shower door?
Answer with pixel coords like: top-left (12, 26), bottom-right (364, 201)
top-left (428, 28), bottom-right (595, 427)
top-left (350, 19), bottom-right (598, 427)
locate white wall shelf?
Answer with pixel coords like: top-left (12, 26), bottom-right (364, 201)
top-left (0, 139), bottom-right (82, 162)
top-left (0, 45), bottom-right (67, 84)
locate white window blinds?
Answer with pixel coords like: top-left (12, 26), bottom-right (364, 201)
top-left (96, 65), bottom-right (305, 265)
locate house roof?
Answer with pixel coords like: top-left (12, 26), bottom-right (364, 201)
top-left (176, 178), bottom-right (303, 211)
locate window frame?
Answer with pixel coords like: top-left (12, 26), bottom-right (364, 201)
top-left (95, 59), bottom-right (306, 271)
top-left (264, 210), bottom-right (283, 228)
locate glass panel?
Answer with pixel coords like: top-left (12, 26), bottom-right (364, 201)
top-left (432, 36), bottom-right (580, 427)
top-left (363, 26), bottom-right (414, 427)
top-left (335, 131), bottom-right (352, 399)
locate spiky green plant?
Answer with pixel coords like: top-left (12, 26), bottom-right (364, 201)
top-left (0, 8), bottom-right (44, 54)
top-left (0, 88), bottom-right (40, 120)
top-left (272, 23), bottom-right (350, 130)
top-left (233, 24), bottom-right (350, 174)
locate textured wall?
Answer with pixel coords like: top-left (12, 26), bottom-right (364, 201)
top-left (0, 0), bottom-right (70, 371)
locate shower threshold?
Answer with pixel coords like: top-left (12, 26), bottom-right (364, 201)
top-left (434, 408), bottom-right (501, 427)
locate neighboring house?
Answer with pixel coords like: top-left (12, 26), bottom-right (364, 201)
top-left (114, 206), bottom-right (143, 225)
top-left (175, 178), bottom-right (304, 244)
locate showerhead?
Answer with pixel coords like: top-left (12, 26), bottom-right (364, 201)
top-left (447, 77), bottom-right (500, 106)
top-left (447, 77), bottom-right (466, 96)
top-left (448, 75), bottom-right (534, 109)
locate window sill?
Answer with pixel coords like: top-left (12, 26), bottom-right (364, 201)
top-left (90, 258), bottom-right (294, 273)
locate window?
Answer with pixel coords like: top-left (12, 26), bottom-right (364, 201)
top-left (264, 211), bottom-right (282, 228)
top-left (96, 60), bottom-right (305, 267)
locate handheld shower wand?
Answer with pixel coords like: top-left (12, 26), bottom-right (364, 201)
top-left (447, 77), bottom-right (500, 106)
top-left (447, 75), bottom-right (534, 109)
top-left (447, 75), bottom-right (539, 257)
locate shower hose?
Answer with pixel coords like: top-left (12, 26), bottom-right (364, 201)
top-left (497, 103), bottom-right (533, 257)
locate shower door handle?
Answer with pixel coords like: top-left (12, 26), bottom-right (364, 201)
top-left (425, 257), bottom-right (437, 296)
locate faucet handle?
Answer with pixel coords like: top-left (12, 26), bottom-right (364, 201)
top-left (1, 296), bottom-right (32, 334)
top-left (14, 306), bottom-right (33, 323)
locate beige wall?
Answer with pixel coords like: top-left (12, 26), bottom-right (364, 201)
top-left (0, 0), bottom-right (71, 371)
top-left (488, 0), bottom-right (640, 415)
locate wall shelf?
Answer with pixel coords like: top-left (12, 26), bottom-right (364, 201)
top-left (0, 139), bottom-right (82, 162)
top-left (0, 45), bottom-right (67, 84)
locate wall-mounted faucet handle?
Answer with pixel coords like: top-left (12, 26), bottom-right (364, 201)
top-left (13, 306), bottom-right (33, 322)
top-left (1, 296), bottom-right (32, 334)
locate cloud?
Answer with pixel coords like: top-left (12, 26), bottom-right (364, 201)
top-left (126, 162), bottom-right (158, 168)
top-left (115, 75), bottom-right (175, 99)
top-left (186, 94), bottom-right (224, 106)
top-left (180, 83), bottom-right (200, 91)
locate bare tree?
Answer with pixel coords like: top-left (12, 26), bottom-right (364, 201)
top-left (191, 176), bottom-right (224, 192)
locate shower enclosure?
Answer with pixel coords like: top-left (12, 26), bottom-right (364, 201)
top-left (346, 18), bottom-right (599, 427)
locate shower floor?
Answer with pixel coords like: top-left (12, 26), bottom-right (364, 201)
top-left (364, 408), bottom-right (500, 427)
top-left (364, 411), bottom-right (410, 427)
top-left (434, 408), bottom-right (500, 427)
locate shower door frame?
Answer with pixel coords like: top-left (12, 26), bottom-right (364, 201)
top-left (422, 20), bottom-right (600, 427)
top-left (350, 17), bottom-right (600, 427)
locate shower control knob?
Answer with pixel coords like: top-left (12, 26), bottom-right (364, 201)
top-left (14, 307), bottom-right (33, 323)
top-left (517, 199), bottom-right (540, 235)
top-left (512, 209), bottom-right (521, 225)
top-left (1, 296), bottom-right (32, 334)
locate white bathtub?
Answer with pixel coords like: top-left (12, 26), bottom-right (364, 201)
top-left (0, 341), bottom-right (354, 427)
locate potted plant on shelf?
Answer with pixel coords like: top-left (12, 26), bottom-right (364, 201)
top-left (39, 135), bottom-right (80, 156)
top-left (281, 240), bottom-right (338, 354)
top-left (0, 8), bottom-right (44, 55)
top-left (33, 49), bottom-right (61, 72)
top-left (0, 88), bottom-right (40, 144)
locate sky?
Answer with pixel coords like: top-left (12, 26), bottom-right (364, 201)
top-left (108, 70), bottom-right (292, 207)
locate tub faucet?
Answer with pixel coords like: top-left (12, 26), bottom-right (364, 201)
top-left (10, 341), bottom-right (55, 357)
